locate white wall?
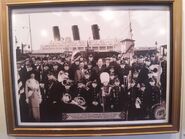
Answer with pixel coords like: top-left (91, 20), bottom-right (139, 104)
top-left (0, 1), bottom-right (184, 139)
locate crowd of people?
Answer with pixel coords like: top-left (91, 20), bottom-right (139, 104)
top-left (17, 52), bottom-right (167, 122)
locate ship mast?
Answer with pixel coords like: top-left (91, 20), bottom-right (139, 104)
top-left (28, 15), bottom-right (33, 53)
top-left (129, 10), bottom-right (133, 40)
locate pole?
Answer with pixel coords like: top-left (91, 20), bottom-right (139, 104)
top-left (28, 15), bottom-right (33, 53)
top-left (128, 10), bottom-right (133, 40)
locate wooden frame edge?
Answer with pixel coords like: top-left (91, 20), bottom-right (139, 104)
top-left (0, 0), bottom-right (182, 136)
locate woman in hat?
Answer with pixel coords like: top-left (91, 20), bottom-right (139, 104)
top-left (25, 72), bottom-right (42, 121)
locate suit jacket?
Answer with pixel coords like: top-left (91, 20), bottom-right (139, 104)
top-left (92, 65), bottom-right (106, 82)
top-left (74, 69), bottom-right (85, 82)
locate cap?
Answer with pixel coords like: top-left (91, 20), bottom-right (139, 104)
top-left (133, 55), bottom-right (137, 59)
top-left (114, 78), bottom-right (120, 82)
top-left (110, 72), bottom-right (115, 76)
top-left (87, 62), bottom-right (92, 65)
top-left (44, 64), bottom-right (50, 67)
top-left (92, 79), bottom-right (97, 83)
top-left (89, 54), bottom-right (93, 57)
top-left (149, 78), bottom-right (155, 82)
top-left (139, 55), bottom-right (143, 59)
top-left (145, 58), bottom-right (150, 61)
top-left (52, 62), bottom-right (58, 66)
top-left (77, 80), bottom-right (84, 84)
top-left (151, 54), bottom-right (155, 57)
top-left (105, 57), bottom-right (110, 61)
top-left (112, 55), bottom-right (116, 58)
top-left (64, 62), bottom-right (69, 66)
top-left (120, 60), bottom-right (125, 65)
top-left (47, 70), bottom-right (54, 76)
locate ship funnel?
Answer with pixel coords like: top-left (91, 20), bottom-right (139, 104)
top-left (53, 26), bottom-right (60, 41)
top-left (72, 25), bottom-right (80, 40)
top-left (91, 24), bottom-right (100, 40)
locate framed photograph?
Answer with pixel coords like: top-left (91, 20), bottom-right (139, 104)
top-left (0, 0), bottom-right (182, 136)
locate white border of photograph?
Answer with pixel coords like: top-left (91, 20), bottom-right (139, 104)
top-left (11, 5), bottom-right (170, 126)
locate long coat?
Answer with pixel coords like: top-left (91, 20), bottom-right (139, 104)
top-left (25, 78), bottom-right (42, 121)
top-left (44, 80), bottom-right (64, 121)
top-left (25, 78), bottom-right (42, 108)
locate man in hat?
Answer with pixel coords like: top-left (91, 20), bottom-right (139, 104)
top-left (42, 57), bottom-right (48, 64)
top-left (136, 58), bottom-right (150, 85)
top-left (40, 64), bottom-right (50, 84)
top-left (160, 56), bottom-right (167, 100)
top-left (86, 62), bottom-right (93, 80)
top-left (33, 58), bottom-right (42, 82)
top-left (65, 55), bottom-right (71, 63)
top-left (118, 60), bottom-right (130, 84)
top-left (131, 55), bottom-right (140, 79)
top-left (70, 80), bottom-right (89, 112)
top-left (63, 62), bottom-right (70, 77)
top-left (104, 57), bottom-right (111, 73)
top-left (127, 80), bottom-right (140, 120)
top-left (83, 59), bottom-right (88, 68)
top-left (79, 56), bottom-right (84, 62)
top-left (92, 58), bottom-right (106, 83)
top-left (82, 70), bottom-right (91, 85)
top-left (87, 79), bottom-right (102, 112)
top-left (110, 55), bottom-right (120, 76)
top-left (110, 78), bottom-right (125, 112)
top-left (134, 83), bottom-right (149, 120)
top-left (61, 79), bottom-right (75, 99)
top-left (109, 65), bottom-right (115, 75)
top-left (43, 71), bottom-right (64, 122)
top-left (69, 60), bottom-right (79, 80)
top-left (109, 72), bottom-right (116, 86)
top-left (110, 55), bottom-right (119, 69)
top-left (74, 61), bottom-right (86, 82)
top-left (110, 55), bottom-right (117, 63)
top-left (52, 63), bottom-right (60, 79)
top-left (138, 55), bottom-right (144, 70)
top-left (60, 79), bottom-right (78, 113)
top-left (20, 60), bottom-right (35, 86)
top-left (58, 62), bottom-right (70, 83)
top-left (151, 54), bottom-right (159, 65)
top-left (58, 58), bottom-right (65, 71)
top-left (147, 77), bottom-right (161, 119)
top-left (17, 61), bottom-right (30, 122)
top-left (88, 54), bottom-right (96, 67)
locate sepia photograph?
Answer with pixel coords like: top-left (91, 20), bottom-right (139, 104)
top-left (11, 5), bottom-right (170, 126)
